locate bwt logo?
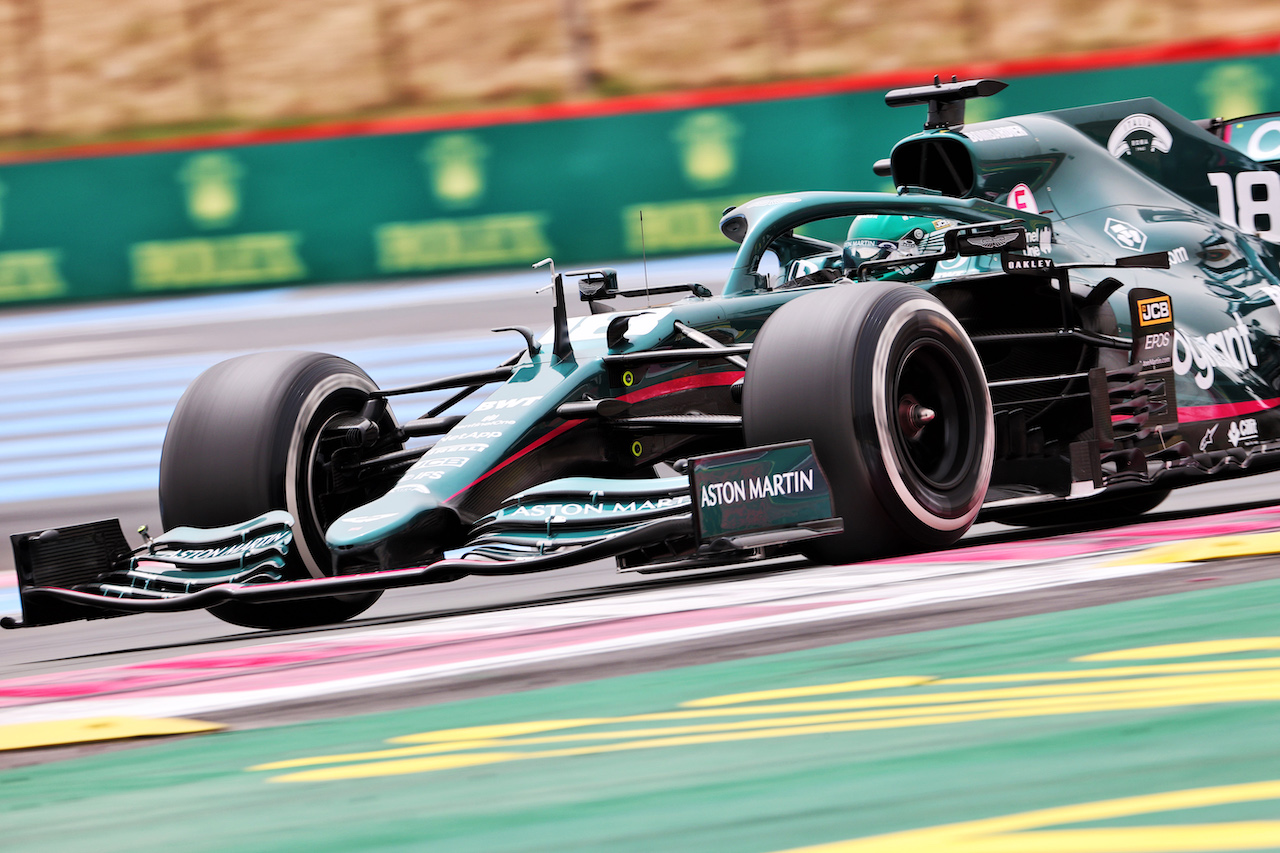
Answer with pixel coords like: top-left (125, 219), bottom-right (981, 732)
top-left (1137, 296), bottom-right (1171, 327)
top-left (474, 396), bottom-right (542, 411)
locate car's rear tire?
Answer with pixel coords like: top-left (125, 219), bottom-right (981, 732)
top-left (159, 351), bottom-right (401, 630)
top-left (744, 283), bottom-right (994, 564)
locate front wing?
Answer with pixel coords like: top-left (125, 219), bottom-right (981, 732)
top-left (5, 442), bottom-right (841, 628)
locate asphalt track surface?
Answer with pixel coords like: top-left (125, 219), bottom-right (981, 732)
top-left (4, 264), bottom-right (1280, 851)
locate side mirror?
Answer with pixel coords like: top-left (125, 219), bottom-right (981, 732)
top-left (567, 268), bottom-right (620, 302)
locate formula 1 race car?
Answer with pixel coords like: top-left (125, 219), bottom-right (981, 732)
top-left (12, 77), bottom-right (1280, 630)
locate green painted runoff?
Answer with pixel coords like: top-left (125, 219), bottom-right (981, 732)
top-left (2, 578), bottom-right (1280, 852)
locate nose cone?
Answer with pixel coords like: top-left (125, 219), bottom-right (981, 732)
top-left (326, 499), bottom-right (419, 549)
top-left (326, 490), bottom-right (463, 569)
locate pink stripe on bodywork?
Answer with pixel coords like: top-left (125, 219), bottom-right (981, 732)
top-left (618, 371), bottom-right (744, 404)
top-left (1177, 397), bottom-right (1280, 422)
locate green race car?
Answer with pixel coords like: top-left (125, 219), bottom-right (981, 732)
top-left (11, 77), bottom-right (1280, 630)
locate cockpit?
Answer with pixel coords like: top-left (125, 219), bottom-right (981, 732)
top-left (772, 213), bottom-right (961, 289)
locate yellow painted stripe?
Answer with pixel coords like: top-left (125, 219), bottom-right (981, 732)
top-left (1079, 638), bottom-right (1280, 661)
top-left (1106, 530), bottom-right (1280, 566)
top-left (0, 716), bottom-right (225, 751)
top-left (682, 677), bottom-right (935, 708)
top-left (775, 780), bottom-right (1280, 851)
top-left (266, 676), bottom-right (1280, 782)
top-left (254, 670), bottom-right (1280, 779)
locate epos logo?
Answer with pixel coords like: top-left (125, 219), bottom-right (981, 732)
top-left (1136, 296), bottom-right (1171, 327)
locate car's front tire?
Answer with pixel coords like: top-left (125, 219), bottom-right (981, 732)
top-left (744, 283), bottom-right (994, 564)
top-left (159, 351), bottom-right (402, 630)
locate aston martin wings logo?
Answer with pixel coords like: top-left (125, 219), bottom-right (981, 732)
top-left (967, 232), bottom-right (1021, 250)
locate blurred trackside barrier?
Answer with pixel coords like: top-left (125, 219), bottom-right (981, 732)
top-left (1, 34), bottom-right (1280, 306)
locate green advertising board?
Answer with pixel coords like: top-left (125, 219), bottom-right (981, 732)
top-left (1, 50), bottom-right (1279, 305)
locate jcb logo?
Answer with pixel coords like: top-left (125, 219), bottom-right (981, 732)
top-left (1137, 296), bottom-right (1171, 327)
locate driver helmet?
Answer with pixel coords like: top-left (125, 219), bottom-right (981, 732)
top-left (843, 214), bottom-right (954, 281)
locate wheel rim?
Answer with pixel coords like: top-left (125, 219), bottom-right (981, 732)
top-left (891, 338), bottom-right (978, 492)
top-left (285, 377), bottom-right (400, 578)
top-left (301, 409), bottom-right (357, 572)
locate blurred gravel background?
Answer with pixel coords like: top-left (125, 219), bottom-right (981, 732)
top-left (0, 0), bottom-right (1275, 145)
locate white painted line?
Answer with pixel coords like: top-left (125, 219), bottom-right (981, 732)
top-left (0, 555), bottom-right (1192, 725)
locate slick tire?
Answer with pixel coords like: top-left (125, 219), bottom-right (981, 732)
top-left (744, 283), bottom-right (994, 564)
top-left (159, 351), bottom-right (399, 630)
